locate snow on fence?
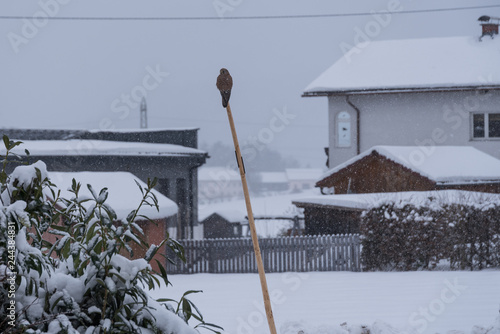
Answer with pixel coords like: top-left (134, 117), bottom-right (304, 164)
top-left (166, 234), bottom-right (361, 274)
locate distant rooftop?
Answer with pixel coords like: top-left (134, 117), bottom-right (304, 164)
top-left (199, 209), bottom-right (245, 223)
top-left (319, 146), bottom-right (500, 185)
top-left (198, 167), bottom-right (240, 182)
top-left (260, 172), bottom-right (287, 184)
top-left (285, 168), bottom-right (323, 181)
top-left (0, 127), bottom-right (200, 148)
top-left (303, 36), bottom-right (500, 96)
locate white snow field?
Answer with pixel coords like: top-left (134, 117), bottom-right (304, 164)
top-left (148, 270), bottom-right (500, 334)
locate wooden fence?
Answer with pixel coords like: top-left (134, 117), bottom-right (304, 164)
top-left (166, 234), bottom-right (361, 274)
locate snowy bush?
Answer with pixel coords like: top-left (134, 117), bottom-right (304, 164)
top-left (0, 136), bottom-right (221, 334)
top-left (360, 193), bottom-right (500, 271)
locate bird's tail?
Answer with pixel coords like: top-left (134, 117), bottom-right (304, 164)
top-left (221, 90), bottom-right (231, 108)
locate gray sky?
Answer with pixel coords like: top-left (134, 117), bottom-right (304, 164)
top-left (1, 0), bottom-right (498, 167)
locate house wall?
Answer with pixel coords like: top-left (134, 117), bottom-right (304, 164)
top-left (327, 90), bottom-right (500, 168)
top-left (42, 216), bottom-right (169, 273)
top-left (129, 219), bottom-right (168, 273)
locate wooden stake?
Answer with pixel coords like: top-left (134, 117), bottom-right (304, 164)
top-left (225, 102), bottom-right (278, 334)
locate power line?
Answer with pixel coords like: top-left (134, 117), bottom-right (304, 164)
top-left (1, 4), bottom-right (499, 21)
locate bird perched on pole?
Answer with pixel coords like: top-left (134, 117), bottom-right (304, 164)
top-left (216, 68), bottom-right (233, 108)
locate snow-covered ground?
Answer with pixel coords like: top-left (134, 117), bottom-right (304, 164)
top-left (148, 270), bottom-right (500, 334)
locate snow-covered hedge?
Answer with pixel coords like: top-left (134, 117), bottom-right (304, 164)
top-left (0, 137), bottom-right (220, 334)
top-left (360, 192), bottom-right (500, 271)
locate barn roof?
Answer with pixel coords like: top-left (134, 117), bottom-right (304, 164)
top-left (48, 171), bottom-right (178, 221)
top-left (318, 146), bottom-right (500, 186)
top-left (303, 36), bottom-right (500, 96)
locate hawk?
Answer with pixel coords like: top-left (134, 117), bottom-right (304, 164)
top-left (216, 68), bottom-right (233, 108)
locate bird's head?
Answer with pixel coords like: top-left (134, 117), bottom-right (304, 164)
top-left (220, 68), bottom-right (229, 75)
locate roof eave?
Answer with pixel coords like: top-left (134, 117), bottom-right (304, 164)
top-left (292, 200), bottom-right (366, 211)
top-left (302, 85), bottom-right (500, 97)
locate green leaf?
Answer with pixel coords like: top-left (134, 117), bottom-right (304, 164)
top-left (3, 134), bottom-right (9, 149)
top-left (51, 295), bottom-right (64, 311)
top-left (182, 290), bottom-right (203, 297)
top-left (126, 210), bottom-right (137, 223)
top-left (61, 239), bottom-right (71, 259)
top-left (87, 184), bottom-right (98, 200)
top-left (156, 259), bottom-right (168, 280)
top-left (134, 179), bottom-right (144, 195)
top-left (97, 187), bottom-right (108, 204)
top-left (182, 299), bottom-right (192, 321)
top-left (156, 298), bottom-right (177, 303)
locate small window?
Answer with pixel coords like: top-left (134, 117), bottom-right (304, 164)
top-left (489, 113), bottom-right (500, 138)
top-left (473, 114), bottom-right (485, 138)
top-left (337, 111), bottom-right (351, 147)
top-left (472, 113), bottom-right (500, 139)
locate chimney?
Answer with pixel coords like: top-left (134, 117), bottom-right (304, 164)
top-left (478, 15), bottom-right (499, 41)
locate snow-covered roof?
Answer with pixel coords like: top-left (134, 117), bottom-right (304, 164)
top-left (199, 209), bottom-right (245, 223)
top-left (259, 172), bottom-right (287, 183)
top-left (293, 189), bottom-right (500, 211)
top-left (198, 167), bottom-right (240, 182)
top-left (304, 36), bottom-right (500, 95)
top-left (285, 168), bottom-right (324, 181)
top-left (4, 139), bottom-right (205, 157)
top-left (319, 146), bottom-right (500, 185)
top-left (48, 171), bottom-right (178, 221)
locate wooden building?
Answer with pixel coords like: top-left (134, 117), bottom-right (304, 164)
top-left (316, 146), bottom-right (500, 195)
top-left (294, 146), bottom-right (500, 235)
top-left (200, 210), bottom-right (246, 239)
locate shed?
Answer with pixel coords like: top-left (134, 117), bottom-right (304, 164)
top-left (316, 146), bottom-right (500, 194)
top-left (199, 209), bottom-right (246, 239)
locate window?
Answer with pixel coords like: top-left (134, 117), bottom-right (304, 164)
top-left (473, 114), bottom-right (485, 138)
top-left (472, 113), bottom-right (500, 139)
top-left (489, 113), bottom-right (500, 138)
top-left (337, 111), bottom-right (351, 147)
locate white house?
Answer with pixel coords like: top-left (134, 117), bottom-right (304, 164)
top-left (303, 26), bottom-right (500, 169)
